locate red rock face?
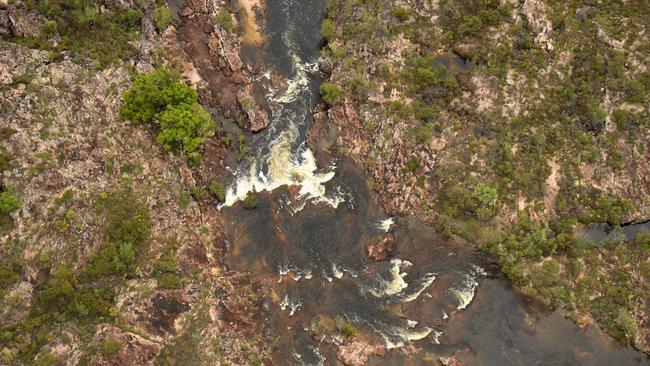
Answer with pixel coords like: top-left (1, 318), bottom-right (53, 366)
top-left (162, 1), bottom-right (271, 132)
top-left (366, 233), bottom-right (396, 262)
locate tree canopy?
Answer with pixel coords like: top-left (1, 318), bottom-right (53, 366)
top-left (120, 68), bottom-right (215, 159)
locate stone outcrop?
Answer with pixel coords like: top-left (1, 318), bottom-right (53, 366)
top-left (336, 340), bottom-right (386, 366)
top-left (162, 0), bottom-right (271, 132)
top-left (366, 234), bottom-right (396, 262)
top-left (91, 324), bottom-right (162, 366)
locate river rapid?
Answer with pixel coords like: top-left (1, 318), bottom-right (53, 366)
top-left (219, 0), bottom-right (650, 364)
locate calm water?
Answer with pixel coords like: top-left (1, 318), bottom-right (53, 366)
top-left (220, 0), bottom-right (650, 364)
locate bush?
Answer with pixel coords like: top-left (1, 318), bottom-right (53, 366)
top-left (405, 156), bottom-right (421, 173)
top-left (472, 183), bottom-right (498, 207)
top-left (82, 187), bottom-right (150, 280)
top-left (215, 10), bottom-right (234, 33)
top-left (0, 267), bottom-right (20, 289)
top-left (321, 19), bottom-right (337, 41)
top-left (320, 83), bottom-right (343, 105)
top-left (154, 5), bottom-right (173, 32)
top-left (156, 251), bottom-right (181, 289)
top-left (391, 6), bottom-right (411, 21)
top-left (98, 338), bottom-right (122, 358)
top-left (209, 182), bottom-right (227, 203)
top-left (0, 192), bottom-right (20, 214)
top-left (71, 287), bottom-right (114, 319)
top-left (120, 68), bottom-right (215, 157)
top-left (41, 20), bottom-right (58, 36)
top-left (121, 9), bottom-right (143, 28)
top-left (242, 193), bottom-right (259, 210)
top-left (438, 0), bottom-right (512, 41)
top-left (156, 251), bottom-right (178, 273)
top-left (37, 265), bottom-right (76, 312)
top-left (27, 0), bottom-right (142, 67)
top-left (98, 188), bottom-right (151, 247)
top-left (413, 123), bottom-right (434, 143)
top-left (158, 273), bottom-right (183, 289)
top-left (82, 243), bottom-right (135, 280)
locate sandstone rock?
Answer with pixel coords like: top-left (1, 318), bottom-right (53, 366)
top-left (92, 324), bottom-right (162, 366)
top-left (337, 340), bottom-right (385, 366)
top-left (367, 234), bottom-right (396, 261)
top-left (439, 356), bottom-right (466, 366)
top-left (179, 6), bottom-right (193, 17)
top-left (165, 0), bottom-right (271, 132)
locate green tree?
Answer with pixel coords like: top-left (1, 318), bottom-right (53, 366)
top-left (156, 103), bottom-right (216, 154)
top-left (120, 68), bottom-right (215, 158)
top-left (120, 68), bottom-right (195, 125)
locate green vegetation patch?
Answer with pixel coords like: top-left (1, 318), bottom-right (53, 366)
top-left (120, 68), bottom-right (216, 161)
top-left (16, 0), bottom-right (146, 67)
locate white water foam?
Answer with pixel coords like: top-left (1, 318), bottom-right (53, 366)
top-left (376, 218), bottom-right (395, 232)
top-left (280, 294), bottom-right (303, 315)
top-left (223, 42), bottom-right (343, 212)
top-left (381, 320), bottom-right (434, 349)
top-left (449, 265), bottom-right (487, 311)
top-left (366, 259), bottom-right (436, 302)
top-left (277, 263), bottom-right (313, 282)
top-left (293, 345), bottom-right (325, 366)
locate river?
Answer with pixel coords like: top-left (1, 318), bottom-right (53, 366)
top-left (219, 0), bottom-right (650, 364)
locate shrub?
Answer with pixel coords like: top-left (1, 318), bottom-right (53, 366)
top-left (611, 109), bottom-right (629, 130)
top-left (27, 0), bottom-right (142, 67)
top-left (158, 273), bottom-right (182, 289)
top-left (37, 265), bottom-right (76, 312)
top-left (472, 183), bottom-right (498, 207)
top-left (154, 5), bottom-right (173, 32)
top-left (391, 6), bottom-right (411, 21)
top-left (82, 187), bottom-right (150, 280)
top-left (335, 316), bottom-right (357, 338)
top-left (209, 182), bottom-right (227, 203)
top-left (215, 10), bottom-right (234, 33)
top-left (98, 338), bottom-right (122, 358)
top-left (82, 243), bottom-right (135, 280)
top-left (98, 188), bottom-right (151, 247)
top-left (41, 20), bottom-right (58, 36)
top-left (191, 186), bottom-right (206, 201)
top-left (405, 156), bottom-right (421, 173)
top-left (121, 9), bottom-right (143, 27)
top-left (155, 250), bottom-right (181, 289)
top-left (413, 123), bottom-right (434, 143)
top-left (71, 288), bottom-right (114, 319)
top-left (242, 193), bottom-right (259, 210)
top-left (438, 0), bottom-right (512, 41)
top-left (321, 19), bottom-right (337, 41)
top-left (156, 251), bottom-right (178, 274)
top-left (0, 267), bottom-right (20, 288)
top-left (0, 192), bottom-right (20, 214)
top-left (320, 83), bottom-right (343, 105)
